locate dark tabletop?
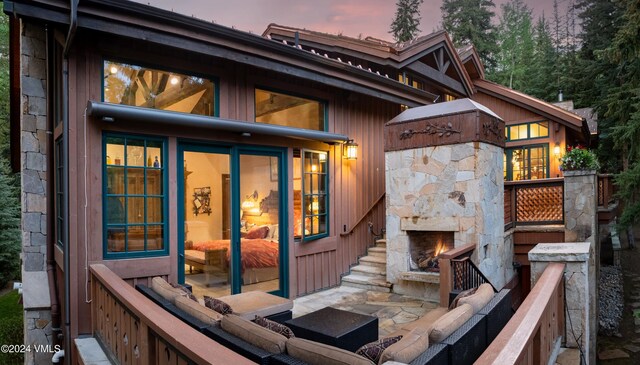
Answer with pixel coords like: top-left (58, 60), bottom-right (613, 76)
top-left (286, 306), bottom-right (377, 338)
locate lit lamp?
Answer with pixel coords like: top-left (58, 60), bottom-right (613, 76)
top-left (553, 143), bottom-right (561, 157)
top-left (241, 190), bottom-right (261, 216)
top-left (343, 139), bottom-right (358, 160)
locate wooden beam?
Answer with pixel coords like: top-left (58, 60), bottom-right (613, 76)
top-left (405, 61), bottom-right (466, 95)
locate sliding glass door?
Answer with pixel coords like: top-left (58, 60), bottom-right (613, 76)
top-left (178, 144), bottom-right (287, 297)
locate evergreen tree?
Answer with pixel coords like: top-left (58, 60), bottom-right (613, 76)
top-left (0, 3), bottom-right (20, 288)
top-left (601, 0), bottom-right (640, 229)
top-left (490, 0), bottom-right (534, 91)
top-left (390, 0), bottom-right (424, 42)
top-left (528, 14), bottom-right (558, 101)
top-left (441, 0), bottom-right (498, 69)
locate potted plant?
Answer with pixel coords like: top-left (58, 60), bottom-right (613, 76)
top-left (560, 145), bottom-right (600, 172)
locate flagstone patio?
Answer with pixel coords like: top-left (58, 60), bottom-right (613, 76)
top-left (292, 286), bottom-right (439, 338)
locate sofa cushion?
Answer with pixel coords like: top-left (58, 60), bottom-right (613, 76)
top-left (457, 283), bottom-right (494, 313)
top-left (379, 327), bottom-right (430, 364)
top-left (398, 306), bottom-right (448, 335)
top-left (255, 315), bottom-right (295, 339)
top-left (204, 296), bottom-right (233, 315)
top-left (285, 337), bottom-right (374, 365)
top-left (221, 314), bottom-right (287, 354)
top-left (449, 287), bottom-right (478, 310)
top-left (150, 277), bottom-right (187, 303)
top-left (429, 303), bottom-right (474, 343)
top-left (174, 296), bottom-right (222, 326)
top-left (218, 291), bottom-right (293, 320)
top-left (170, 283), bottom-right (198, 302)
top-left (355, 335), bottom-right (403, 364)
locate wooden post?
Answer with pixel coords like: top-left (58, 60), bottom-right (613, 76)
top-left (439, 256), bottom-right (452, 307)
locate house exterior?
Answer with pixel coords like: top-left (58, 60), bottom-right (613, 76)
top-left (6, 1), bottom-right (594, 364)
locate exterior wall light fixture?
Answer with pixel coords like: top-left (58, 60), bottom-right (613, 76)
top-left (343, 139), bottom-right (358, 160)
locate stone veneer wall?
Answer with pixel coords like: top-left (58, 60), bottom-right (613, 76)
top-left (20, 21), bottom-right (54, 365)
top-left (563, 170), bottom-right (598, 244)
top-left (386, 141), bottom-right (513, 295)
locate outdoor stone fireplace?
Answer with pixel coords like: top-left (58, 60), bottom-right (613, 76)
top-left (384, 99), bottom-right (512, 300)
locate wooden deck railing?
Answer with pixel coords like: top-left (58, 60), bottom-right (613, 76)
top-left (475, 262), bottom-right (565, 365)
top-left (504, 178), bottom-right (564, 229)
top-left (598, 174), bottom-right (615, 209)
top-left (438, 243), bottom-right (475, 307)
top-left (90, 264), bottom-right (253, 365)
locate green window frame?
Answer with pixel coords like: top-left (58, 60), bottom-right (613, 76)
top-left (103, 133), bottom-right (168, 259)
top-left (254, 87), bottom-right (327, 131)
top-left (505, 144), bottom-right (549, 181)
top-left (54, 138), bottom-right (64, 248)
top-left (102, 59), bottom-right (217, 117)
top-left (506, 121), bottom-right (549, 141)
top-left (300, 149), bottom-right (329, 241)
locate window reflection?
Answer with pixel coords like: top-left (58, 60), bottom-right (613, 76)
top-left (255, 89), bottom-right (325, 131)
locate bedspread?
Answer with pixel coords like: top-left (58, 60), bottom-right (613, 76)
top-left (191, 239), bottom-right (279, 271)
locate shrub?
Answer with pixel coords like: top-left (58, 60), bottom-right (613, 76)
top-left (560, 145), bottom-right (600, 171)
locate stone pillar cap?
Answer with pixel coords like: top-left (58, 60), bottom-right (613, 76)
top-left (528, 242), bottom-right (591, 262)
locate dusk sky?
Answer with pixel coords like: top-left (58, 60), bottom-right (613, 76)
top-left (137, 0), bottom-right (562, 41)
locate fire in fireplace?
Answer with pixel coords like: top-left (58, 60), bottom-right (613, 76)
top-left (407, 231), bottom-right (454, 272)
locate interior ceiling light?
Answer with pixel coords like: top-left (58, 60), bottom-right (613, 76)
top-left (170, 76), bottom-right (179, 85)
top-left (109, 66), bottom-right (118, 74)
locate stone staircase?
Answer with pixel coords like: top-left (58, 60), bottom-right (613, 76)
top-left (341, 238), bottom-right (392, 292)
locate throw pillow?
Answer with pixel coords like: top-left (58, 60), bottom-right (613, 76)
top-left (449, 287), bottom-right (478, 310)
top-left (204, 296), bottom-right (233, 315)
top-left (356, 335), bottom-right (403, 363)
top-left (245, 225), bottom-right (269, 239)
top-left (170, 283), bottom-right (198, 302)
top-left (254, 315), bottom-right (295, 339)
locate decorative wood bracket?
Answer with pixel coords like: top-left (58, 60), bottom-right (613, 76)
top-left (399, 122), bottom-right (461, 140)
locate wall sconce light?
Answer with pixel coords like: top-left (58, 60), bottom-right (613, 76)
top-left (343, 139), bottom-right (358, 160)
top-left (553, 142), bottom-right (561, 157)
top-left (241, 190), bottom-right (261, 216)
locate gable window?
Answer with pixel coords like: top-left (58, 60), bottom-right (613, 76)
top-left (506, 121), bottom-right (549, 141)
top-left (293, 150), bottom-right (328, 241)
top-left (255, 88), bottom-right (326, 131)
top-left (103, 134), bottom-right (168, 258)
top-left (103, 60), bottom-right (215, 116)
top-left (398, 72), bottom-right (424, 90)
top-left (505, 145), bottom-right (549, 181)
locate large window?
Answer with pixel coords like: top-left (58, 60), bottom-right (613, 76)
top-left (505, 145), bottom-right (549, 181)
top-left (103, 60), bottom-right (215, 116)
top-left (293, 150), bottom-right (328, 241)
top-left (255, 88), bottom-right (326, 131)
top-left (103, 134), bottom-right (167, 258)
top-left (506, 121), bottom-right (549, 141)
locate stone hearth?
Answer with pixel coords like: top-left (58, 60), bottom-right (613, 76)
top-left (384, 99), bottom-right (513, 300)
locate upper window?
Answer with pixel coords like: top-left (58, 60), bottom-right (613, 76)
top-left (255, 89), bottom-right (326, 131)
top-left (103, 60), bottom-right (215, 116)
top-left (293, 150), bottom-right (328, 241)
top-left (103, 134), bottom-right (168, 258)
top-left (398, 72), bottom-right (424, 90)
top-left (506, 121), bottom-right (549, 141)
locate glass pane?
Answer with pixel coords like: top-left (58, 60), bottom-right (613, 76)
top-left (126, 140), bottom-right (145, 167)
top-left (106, 225), bottom-right (126, 252)
top-left (239, 154), bottom-right (280, 293)
top-left (317, 195), bottom-right (326, 215)
top-left (147, 141), bottom-right (162, 168)
top-left (147, 169), bottom-right (162, 195)
top-left (106, 166), bottom-right (125, 195)
top-left (184, 151), bottom-right (231, 296)
top-left (318, 174), bottom-right (326, 194)
top-left (106, 138), bottom-right (125, 166)
top-left (519, 125), bottom-right (528, 139)
top-left (255, 89), bottom-right (325, 131)
top-left (127, 197), bottom-right (145, 224)
top-left (147, 197), bottom-right (163, 223)
top-left (104, 61), bottom-right (215, 116)
top-left (147, 225), bottom-right (164, 250)
top-left (106, 196), bottom-right (125, 224)
top-left (127, 168), bottom-right (145, 195)
top-left (127, 226), bottom-right (146, 252)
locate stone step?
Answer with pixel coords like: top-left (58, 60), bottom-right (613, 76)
top-left (341, 274), bottom-right (392, 293)
top-left (359, 255), bottom-right (386, 268)
top-left (375, 238), bottom-right (387, 247)
top-left (351, 264), bottom-right (386, 277)
top-left (367, 246), bottom-right (386, 257)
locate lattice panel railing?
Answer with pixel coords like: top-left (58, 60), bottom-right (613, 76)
top-left (516, 184), bottom-right (563, 223)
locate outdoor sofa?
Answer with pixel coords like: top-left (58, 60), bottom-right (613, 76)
top-left (136, 278), bottom-right (512, 365)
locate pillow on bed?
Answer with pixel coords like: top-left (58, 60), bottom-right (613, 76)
top-left (204, 296), bottom-right (233, 315)
top-left (245, 225), bottom-right (269, 239)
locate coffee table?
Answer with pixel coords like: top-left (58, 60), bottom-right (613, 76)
top-left (285, 307), bottom-right (378, 352)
